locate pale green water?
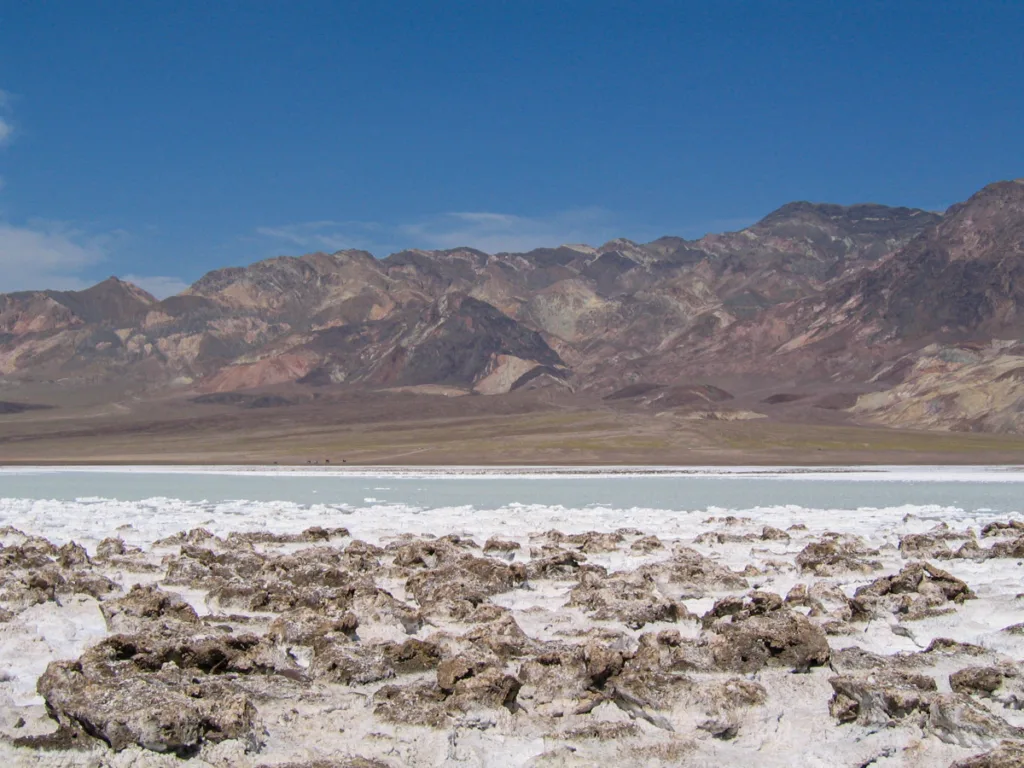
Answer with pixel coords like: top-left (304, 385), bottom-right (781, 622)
top-left (1, 467), bottom-right (1022, 515)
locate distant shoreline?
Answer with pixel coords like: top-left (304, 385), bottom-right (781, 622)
top-left (3, 463), bottom-right (1024, 481)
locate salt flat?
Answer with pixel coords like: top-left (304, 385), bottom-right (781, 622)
top-left (1, 467), bottom-right (1023, 766)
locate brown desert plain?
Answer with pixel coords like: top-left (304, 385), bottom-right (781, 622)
top-left (1, 384), bottom-right (1024, 466)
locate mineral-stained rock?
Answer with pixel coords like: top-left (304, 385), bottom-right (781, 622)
top-left (309, 641), bottom-right (397, 685)
top-left (153, 527), bottom-right (219, 547)
top-left (483, 538), bottom-right (521, 561)
top-left (446, 666), bottom-right (522, 713)
top-left (583, 638), bottom-right (625, 687)
top-left (525, 550), bottom-right (592, 580)
top-left (829, 669), bottom-right (936, 725)
top-left (390, 538), bottom-right (462, 569)
top-left (256, 760), bottom-right (392, 768)
top-left (163, 544), bottom-right (264, 588)
top-left (344, 539), bottom-right (385, 569)
top-left (630, 535), bottom-right (664, 552)
top-left (698, 678), bottom-right (768, 711)
top-left (989, 536), bottom-right (1024, 559)
top-left (928, 693), bottom-right (1024, 748)
top-left (694, 531), bottom-right (757, 545)
top-left (795, 534), bottom-right (881, 575)
top-left (65, 570), bottom-right (120, 599)
top-left (36, 633), bottom-right (265, 755)
top-left (310, 637), bottom-right (442, 684)
top-left (90, 630), bottom-right (292, 677)
top-left (349, 588), bottom-right (423, 634)
top-left (702, 590), bottom-right (782, 628)
top-left (373, 682), bottom-right (448, 727)
top-left (382, 638), bottom-right (443, 673)
top-left (225, 527), bottom-right (349, 545)
top-left (830, 671), bottom-right (1024, 748)
top-left (516, 643), bottom-right (597, 717)
top-left (639, 545), bottom-right (747, 596)
top-left (19, 512), bottom-right (1024, 764)
top-left (177, 544), bottom-right (383, 614)
top-left (830, 646), bottom-right (926, 674)
top-left (568, 569), bottom-right (689, 629)
top-left (267, 608), bottom-right (359, 645)
top-left (0, 543), bottom-right (121, 610)
top-left (437, 656), bottom-right (485, 692)
top-left (981, 521), bottom-right (1024, 538)
top-left (951, 740), bottom-right (1024, 767)
top-left (926, 637), bottom-right (989, 657)
top-left (628, 630), bottom-right (714, 675)
top-left (854, 561), bottom-right (974, 620)
top-left (100, 583), bottom-right (200, 632)
top-left (206, 574), bottom-right (367, 613)
top-left (372, 661), bottom-right (520, 727)
top-left (951, 667), bottom-right (1008, 697)
top-left (405, 554), bottom-right (525, 611)
top-left (464, 611), bottom-right (534, 658)
top-left (95, 537), bottom-right (129, 559)
top-left (697, 718), bottom-right (738, 739)
top-left (704, 592), bottom-right (831, 673)
top-left (56, 541), bottom-right (90, 568)
top-left (951, 665), bottom-right (1024, 709)
top-left (785, 582), bottom-right (863, 628)
top-left (952, 534), bottom-right (1024, 560)
top-left (760, 526), bottom-right (790, 541)
top-left (900, 533), bottom-right (954, 559)
top-left (0, 543), bottom-right (54, 575)
top-left (530, 530), bottom-right (624, 554)
top-left (953, 539), bottom-right (988, 560)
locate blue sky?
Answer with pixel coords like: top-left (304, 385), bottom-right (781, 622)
top-left (0, 1), bottom-right (1021, 297)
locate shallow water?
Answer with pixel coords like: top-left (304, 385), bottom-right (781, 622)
top-left (2, 465), bottom-right (1024, 510)
top-left (1, 465), bottom-right (1022, 547)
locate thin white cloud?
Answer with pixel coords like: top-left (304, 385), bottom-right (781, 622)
top-left (255, 220), bottom-right (383, 253)
top-left (254, 208), bottom-right (621, 257)
top-left (399, 208), bottom-right (617, 253)
top-left (120, 274), bottom-right (190, 299)
top-left (0, 220), bottom-right (187, 298)
top-left (0, 220), bottom-right (105, 292)
top-left (0, 90), bottom-right (187, 298)
top-left (0, 89), bottom-right (13, 146)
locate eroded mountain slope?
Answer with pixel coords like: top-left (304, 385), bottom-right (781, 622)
top-left (3, 181), bottom-right (1023, 433)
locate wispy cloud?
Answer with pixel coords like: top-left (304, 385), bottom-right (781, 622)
top-left (255, 220), bottom-right (384, 253)
top-left (0, 220), bottom-right (192, 296)
top-left (0, 89), bottom-right (13, 147)
top-left (254, 208), bottom-right (621, 257)
top-left (0, 95), bottom-right (104, 292)
top-left (0, 220), bottom-right (107, 292)
top-left (0, 90), bottom-right (188, 298)
top-left (399, 208), bottom-right (617, 253)
top-left (119, 274), bottom-right (191, 299)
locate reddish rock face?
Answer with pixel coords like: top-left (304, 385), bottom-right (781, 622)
top-left (2, 179), bottom-right (1023, 432)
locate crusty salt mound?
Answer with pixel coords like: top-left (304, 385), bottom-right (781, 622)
top-left (2, 515), bottom-right (1024, 766)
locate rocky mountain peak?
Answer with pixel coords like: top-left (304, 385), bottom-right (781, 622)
top-left (754, 200), bottom-right (941, 238)
top-left (2, 179), bottom-right (1023, 437)
top-left (929, 180), bottom-right (1024, 262)
top-left (89, 276), bottom-right (156, 302)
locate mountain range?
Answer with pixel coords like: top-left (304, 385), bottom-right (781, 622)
top-left (3, 179), bottom-right (1024, 452)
